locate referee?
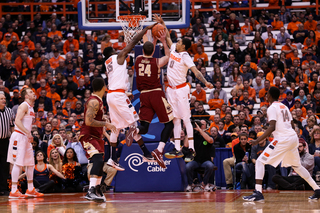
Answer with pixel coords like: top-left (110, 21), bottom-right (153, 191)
top-left (0, 92), bottom-right (14, 195)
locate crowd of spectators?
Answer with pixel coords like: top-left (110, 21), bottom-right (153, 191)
top-left (1, 3), bottom-right (320, 194)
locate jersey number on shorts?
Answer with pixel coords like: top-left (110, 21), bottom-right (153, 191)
top-left (138, 64), bottom-right (151, 77)
top-left (281, 109), bottom-right (290, 122)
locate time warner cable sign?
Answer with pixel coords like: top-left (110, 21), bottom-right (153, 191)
top-left (115, 143), bottom-right (188, 192)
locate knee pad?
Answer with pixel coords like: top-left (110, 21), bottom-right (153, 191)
top-left (90, 154), bottom-right (104, 176)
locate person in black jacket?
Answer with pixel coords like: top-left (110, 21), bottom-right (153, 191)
top-left (210, 46), bottom-right (228, 67)
top-left (234, 133), bottom-right (253, 189)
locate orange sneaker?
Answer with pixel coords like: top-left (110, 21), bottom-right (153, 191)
top-left (25, 188), bottom-right (44, 198)
top-left (9, 190), bottom-right (27, 199)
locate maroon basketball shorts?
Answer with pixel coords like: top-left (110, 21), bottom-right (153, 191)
top-left (139, 90), bottom-right (174, 123)
top-left (80, 134), bottom-right (105, 159)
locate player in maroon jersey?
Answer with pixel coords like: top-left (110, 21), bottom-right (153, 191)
top-left (79, 77), bottom-right (116, 202)
top-left (125, 30), bottom-right (173, 168)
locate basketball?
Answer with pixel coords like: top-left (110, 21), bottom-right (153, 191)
top-left (152, 24), bottom-right (165, 38)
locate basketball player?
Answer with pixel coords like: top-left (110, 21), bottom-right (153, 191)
top-left (153, 15), bottom-right (213, 162)
top-left (80, 77), bottom-right (116, 202)
top-left (243, 87), bottom-right (320, 201)
top-left (126, 30), bottom-right (173, 168)
top-left (7, 87), bottom-right (44, 198)
top-left (103, 23), bottom-right (157, 170)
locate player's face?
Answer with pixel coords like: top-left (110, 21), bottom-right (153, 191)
top-left (26, 89), bottom-right (36, 101)
top-left (176, 40), bottom-right (183, 52)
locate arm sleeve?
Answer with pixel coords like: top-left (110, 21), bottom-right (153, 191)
top-left (267, 105), bottom-right (277, 122)
top-left (182, 53), bottom-right (196, 69)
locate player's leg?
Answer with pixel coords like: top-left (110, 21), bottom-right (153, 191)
top-left (183, 117), bottom-right (196, 162)
top-left (164, 117), bottom-right (184, 160)
top-left (133, 122), bottom-right (153, 160)
top-left (25, 165), bottom-right (44, 197)
top-left (9, 164), bottom-right (26, 198)
top-left (108, 128), bottom-right (125, 171)
top-left (85, 153), bottom-right (105, 202)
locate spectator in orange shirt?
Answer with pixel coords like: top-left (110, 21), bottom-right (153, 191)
top-left (208, 90), bottom-right (225, 110)
top-left (47, 85), bottom-right (61, 106)
top-left (278, 85), bottom-right (287, 102)
top-left (0, 45), bottom-right (11, 61)
top-left (287, 15), bottom-right (302, 35)
top-left (37, 65), bottom-right (48, 81)
top-left (0, 34), bottom-right (12, 48)
top-left (73, 68), bottom-right (85, 87)
top-left (192, 83), bottom-right (207, 103)
top-left (208, 114), bottom-right (221, 132)
top-left (301, 53), bottom-right (317, 71)
top-left (36, 79), bottom-right (51, 98)
top-left (21, 35), bottom-right (35, 53)
top-left (193, 45), bottom-right (208, 66)
top-left (265, 33), bottom-right (277, 50)
top-left (6, 25), bottom-right (20, 41)
top-left (62, 90), bottom-right (78, 110)
top-left (243, 80), bottom-right (256, 102)
top-left (14, 52), bottom-right (33, 74)
top-left (49, 49), bottom-right (65, 69)
top-left (48, 24), bottom-right (62, 40)
top-left (241, 18), bottom-right (253, 36)
top-left (112, 35), bottom-right (126, 53)
top-left (304, 14), bottom-right (317, 31)
top-left (271, 14), bottom-right (284, 30)
top-left (188, 38), bottom-right (204, 57)
top-left (63, 33), bottom-right (79, 54)
top-left (281, 38), bottom-right (297, 59)
top-left (100, 34), bottom-right (112, 53)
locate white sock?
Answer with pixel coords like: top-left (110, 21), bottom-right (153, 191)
top-left (255, 184), bottom-right (262, 193)
top-left (28, 182), bottom-right (34, 191)
top-left (173, 118), bottom-right (181, 150)
top-left (11, 183), bottom-right (17, 193)
top-left (26, 166), bottom-right (35, 191)
top-left (157, 142), bottom-right (166, 152)
top-left (96, 177), bottom-right (102, 186)
top-left (89, 177), bottom-right (97, 188)
top-left (184, 119), bottom-right (194, 150)
top-left (188, 139), bottom-right (194, 150)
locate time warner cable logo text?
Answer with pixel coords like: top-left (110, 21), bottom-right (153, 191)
top-left (124, 153), bottom-right (171, 172)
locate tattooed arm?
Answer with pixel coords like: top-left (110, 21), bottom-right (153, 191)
top-left (84, 99), bottom-right (111, 128)
top-left (190, 66), bottom-right (214, 89)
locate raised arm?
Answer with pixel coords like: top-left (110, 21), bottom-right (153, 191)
top-left (48, 164), bottom-right (66, 179)
top-left (153, 14), bottom-right (173, 48)
top-left (117, 23), bottom-right (157, 65)
top-left (190, 66), bottom-right (213, 89)
top-left (157, 30), bottom-right (170, 67)
top-left (85, 99), bottom-right (116, 132)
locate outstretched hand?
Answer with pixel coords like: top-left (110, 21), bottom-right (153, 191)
top-left (206, 82), bottom-right (214, 89)
top-left (146, 22), bottom-right (158, 30)
top-left (153, 14), bottom-right (164, 24)
top-left (156, 29), bottom-right (167, 43)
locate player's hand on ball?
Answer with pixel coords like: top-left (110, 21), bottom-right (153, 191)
top-left (206, 82), bottom-right (214, 89)
top-left (156, 29), bottom-right (167, 43)
top-left (105, 122), bottom-right (116, 133)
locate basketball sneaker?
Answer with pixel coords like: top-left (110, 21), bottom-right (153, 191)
top-left (184, 149), bottom-right (196, 163)
top-left (186, 185), bottom-right (193, 192)
top-left (85, 186), bottom-right (104, 202)
top-left (309, 189), bottom-right (320, 200)
top-left (9, 190), bottom-right (27, 199)
top-left (95, 185), bottom-right (106, 202)
top-left (25, 188), bottom-right (44, 198)
top-left (151, 149), bottom-right (166, 169)
top-left (125, 125), bottom-right (136, 147)
top-left (107, 159), bottom-right (125, 171)
top-left (242, 190), bottom-right (264, 202)
top-left (204, 184), bottom-right (216, 192)
top-left (164, 148), bottom-right (184, 159)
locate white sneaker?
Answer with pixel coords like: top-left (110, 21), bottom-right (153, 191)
top-left (186, 185), bottom-right (193, 192)
top-left (107, 159), bottom-right (125, 171)
top-left (204, 184), bottom-right (216, 192)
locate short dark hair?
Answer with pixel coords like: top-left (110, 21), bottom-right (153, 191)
top-left (182, 38), bottom-right (191, 51)
top-left (103, 46), bottom-right (114, 59)
top-left (239, 132), bottom-right (248, 139)
top-left (143, 41), bottom-right (154, 56)
top-left (268, 86), bottom-right (280, 100)
top-left (92, 77), bottom-right (105, 92)
top-left (21, 87), bottom-right (31, 100)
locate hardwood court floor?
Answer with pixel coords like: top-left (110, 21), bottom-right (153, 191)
top-left (0, 190), bottom-right (320, 213)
